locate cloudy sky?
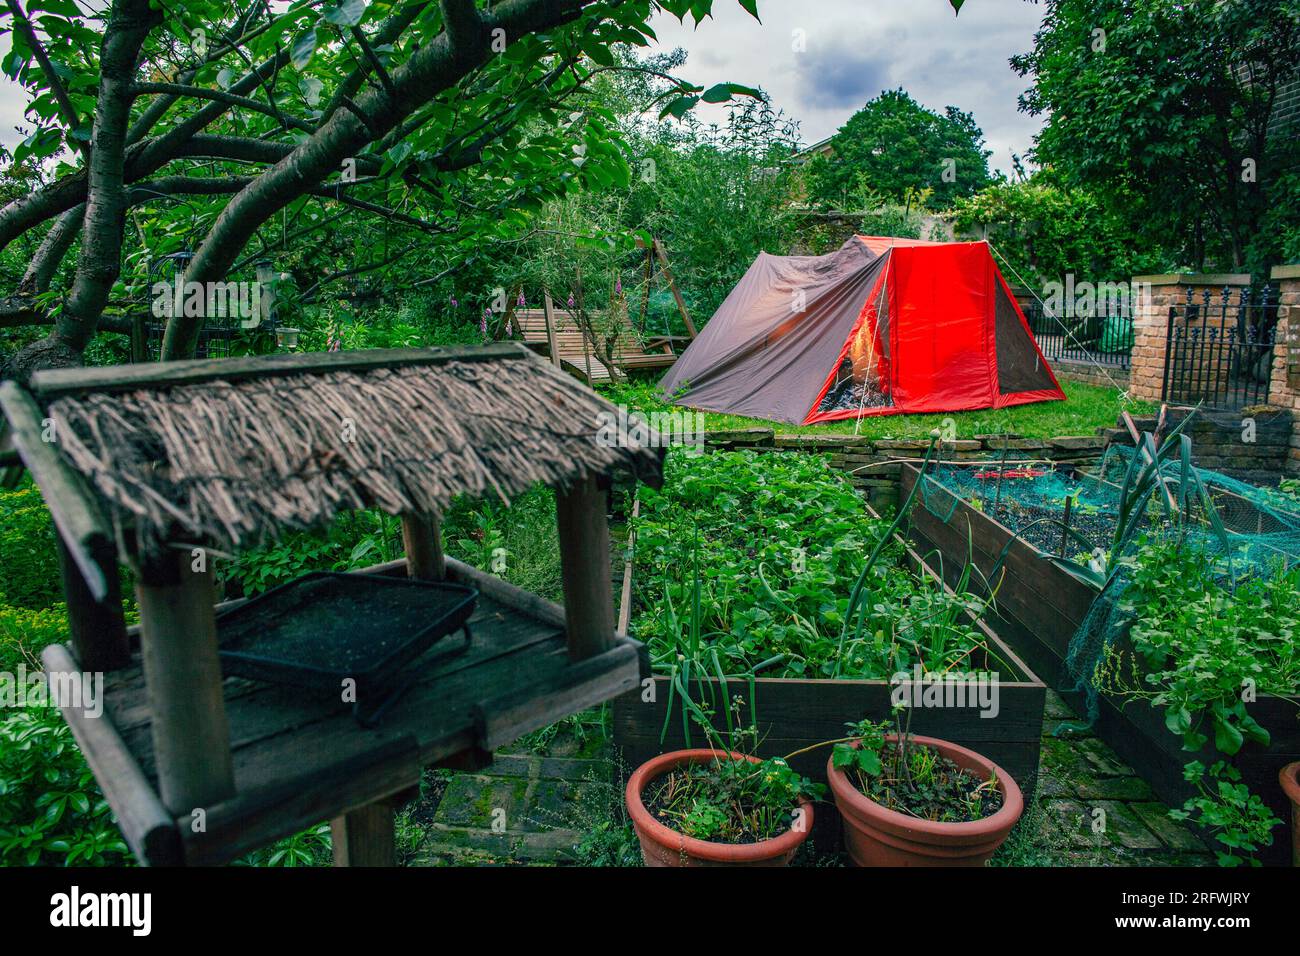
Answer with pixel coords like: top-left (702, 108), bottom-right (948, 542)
top-left (650, 0), bottom-right (1046, 175)
top-left (0, 0), bottom-right (1046, 174)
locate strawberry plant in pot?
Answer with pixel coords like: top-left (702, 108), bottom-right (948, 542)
top-left (625, 696), bottom-right (822, 867)
top-left (826, 710), bottom-right (1023, 866)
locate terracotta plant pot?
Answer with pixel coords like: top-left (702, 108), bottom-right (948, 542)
top-left (827, 734), bottom-right (1023, 867)
top-left (625, 749), bottom-right (813, 867)
top-left (1280, 761), bottom-right (1300, 867)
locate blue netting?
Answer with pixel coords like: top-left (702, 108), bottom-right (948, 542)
top-left (916, 445), bottom-right (1300, 721)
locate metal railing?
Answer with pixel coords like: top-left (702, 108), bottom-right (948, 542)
top-left (1161, 286), bottom-right (1278, 410)
top-left (1023, 300), bottom-right (1134, 369)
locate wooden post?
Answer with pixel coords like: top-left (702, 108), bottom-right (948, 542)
top-left (616, 497), bottom-right (639, 635)
top-left (541, 291), bottom-right (562, 370)
top-left (130, 314), bottom-right (148, 363)
top-left (638, 244), bottom-right (654, 334)
top-left (57, 536), bottom-right (130, 672)
top-left (555, 476), bottom-right (614, 660)
top-left (135, 553), bottom-right (235, 815)
top-left (400, 513), bottom-right (445, 581)
top-left (653, 239), bottom-right (697, 338)
top-left (330, 798), bottom-right (397, 866)
top-left (254, 259), bottom-right (278, 329)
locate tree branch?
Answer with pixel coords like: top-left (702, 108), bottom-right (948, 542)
top-left (132, 82), bottom-right (314, 133)
top-left (56, 0), bottom-right (162, 350)
top-left (166, 0), bottom-right (597, 358)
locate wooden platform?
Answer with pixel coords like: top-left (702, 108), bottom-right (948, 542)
top-left (44, 557), bottom-right (645, 866)
top-left (512, 308), bottom-right (685, 384)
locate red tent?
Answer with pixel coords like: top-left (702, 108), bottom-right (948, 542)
top-left (660, 236), bottom-right (1064, 425)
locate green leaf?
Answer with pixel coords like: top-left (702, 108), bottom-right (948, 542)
top-left (659, 94), bottom-right (699, 120)
top-left (291, 28), bottom-right (319, 71)
top-left (32, 0), bottom-right (83, 15)
top-left (1165, 706), bottom-right (1192, 736)
top-left (738, 0), bottom-right (761, 21)
top-left (322, 0), bottom-right (366, 28)
top-left (856, 749), bottom-right (882, 775)
top-left (1212, 714), bottom-right (1244, 756)
top-left (701, 83), bottom-right (732, 104)
top-left (949, 0), bottom-right (965, 13)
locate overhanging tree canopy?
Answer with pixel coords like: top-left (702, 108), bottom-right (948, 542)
top-left (0, 0), bottom-right (774, 377)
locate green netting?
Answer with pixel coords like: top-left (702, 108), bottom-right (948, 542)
top-left (913, 445), bottom-right (1300, 721)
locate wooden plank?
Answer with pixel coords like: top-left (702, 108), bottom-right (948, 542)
top-left (0, 380), bottom-right (114, 602)
top-left (474, 640), bottom-right (641, 750)
top-left (30, 342), bottom-right (533, 398)
top-left (41, 642), bottom-right (184, 866)
top-left (182, 736), bottom-right (420, 867)
top-left (56, 534), bottom-right (130, 672)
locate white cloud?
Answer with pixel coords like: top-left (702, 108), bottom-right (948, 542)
top-left (649, 0), bottom-right (1046, 174)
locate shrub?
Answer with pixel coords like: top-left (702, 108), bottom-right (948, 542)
top-left (0, 485), bottom-right (61, 610)
top-left (0, 602), bottom-right (67, 673)
top-left (0, 707), bottom-right (130, 866)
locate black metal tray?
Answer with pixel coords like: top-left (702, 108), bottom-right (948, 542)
top-left (217, 572), bottom-right (477, 723)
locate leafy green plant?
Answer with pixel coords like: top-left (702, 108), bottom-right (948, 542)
top-left (0, 708), bottom-right (130, 866)
top-left (1092, 536), bottom-right (1295, 864)
top-left (831, 709), bottom-right (1004, 824)
top-left (641, 695), bottom-right (823, 844)
top-left (1170, 762), bottom-right (1279, 868)
top-left (235, 822), bottom-right (332, 867)
top-left (0, 484), bottom-right (64, 610)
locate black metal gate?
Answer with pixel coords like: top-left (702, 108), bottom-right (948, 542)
top-left (1161, 286), bottom-right (1278, 409)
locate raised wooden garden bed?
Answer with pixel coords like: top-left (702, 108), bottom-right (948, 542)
top-left (611, 522), bottom-right (1047, 845)
top-left (902, 463), bottom-right (1300, 865)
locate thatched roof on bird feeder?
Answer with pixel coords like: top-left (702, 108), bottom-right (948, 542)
top-left (17, 343), bottom-right (664, 563)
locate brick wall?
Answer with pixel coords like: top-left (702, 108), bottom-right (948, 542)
top-left (1267, 264), bottom-right (1300, 474)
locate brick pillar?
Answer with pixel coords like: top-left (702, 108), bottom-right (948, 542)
top-left (1128, 273), bottom-right (1253, 402)
top-left (1267, 264), bottom-right (1300, 474)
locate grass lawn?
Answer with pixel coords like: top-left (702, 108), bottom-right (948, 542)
top-left (599, 378), bottom-right (1152, 441)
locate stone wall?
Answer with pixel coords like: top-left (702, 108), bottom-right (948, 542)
top-left (703, 406), bottom-right (1294, 505)
top-left (1101, 405), bottom-right (1294, 485)
top-left (1266, 264), bottom-right (1300, 474)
